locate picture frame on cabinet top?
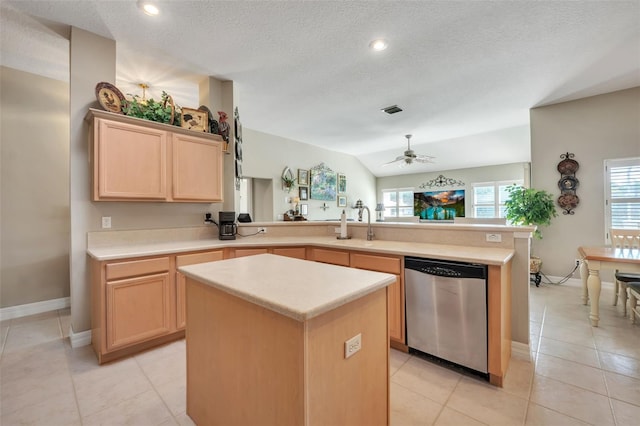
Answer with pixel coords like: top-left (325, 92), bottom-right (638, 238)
top-left (181, 108), bottom-right (208, 132)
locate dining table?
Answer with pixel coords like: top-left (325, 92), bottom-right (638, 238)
top-left (578, 246), bottom-right (640, 326)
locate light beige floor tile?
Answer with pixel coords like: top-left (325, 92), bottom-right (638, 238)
top-left (529, 334), bottom-right (540, 352)
top-left (611, 398), bottom-right (640, 426)
top-left (155, 379), bottom-right (186, 415)
top-left (59, 308), bottom-right (72, 338)
top-left (530, 375), bottom-right (614, 425)
top-left (2, 316), bottom-right (63, 353)
top-left (434, 407), bottom-right (487, 426)
top-left (538, 336), bottom-right (601, 368)
top-left (446, 376), bottom-right (528, 426)
top-left (0, 325), bottom-right (8, 355)
top-left (540, 324), bottom-right (596, 349)
top-left (501, 356), bottom-right (534, 399)
top-left (390, 382), bottom-right (443, 426)
top-left (604, 371), bottom-right (640, 406)
top-left (530, 320), bottom-right (542, 336)
top-left (390, 356), bottom-right (461, 404)
top-left (390, 348), bottom-right (411, 376)
top-left (81, 389), bottom-right (174, 426)
top-left (9, 310), bottom-right (60, 325)
top-left (175, 412), bottom-right (197, 426)
top-left (137, 345), bottom-right (186, 388)
top-left (0, 387), bottom-right (81, 426)
top-left (72, 356), bottom-right (154, 417)
top-left (598, 350), bottom-right (640, 380)
top-left (535, 353), bottom-right (607, 394)
top-left (524, 402), bottom-right (590, 425)
top-left (594, 334), bottom-right (640, 360)
top-left (0, 365), bottom-right (75, 416)
top-left (0, 339), bottom-right (68, 384)
top-left (158, 416), bottom-right (180, 426)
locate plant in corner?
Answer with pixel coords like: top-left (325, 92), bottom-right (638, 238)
top-left (504, 185), bottom-right (558, 273)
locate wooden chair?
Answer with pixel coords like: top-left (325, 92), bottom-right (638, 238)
top-left (628, 283), bottom-right (640, 324)
top-left (610, 228), bottom-right (640, 316)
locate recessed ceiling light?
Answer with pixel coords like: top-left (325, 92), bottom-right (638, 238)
top-left (138, 1), bottom-right (160, 16)
top-left (369, 39), bottom-right (388, 51)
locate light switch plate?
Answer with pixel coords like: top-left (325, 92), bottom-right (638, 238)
top-left (486, 233), bottom-right (502, 242)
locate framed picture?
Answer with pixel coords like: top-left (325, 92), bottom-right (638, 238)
top-left (299, 186), bottom-right (308, 200)
top-left (338, 174), bottom-right (347, 193)
top-left (298, 169), bottom-right (309, 186)
top-left (181, 107), bottom-right (208, 132)
top-left (300, 204), bottom-right (308, 216)
top-left (310, 164), bottom-right (337, 201)
top-left (338, 195), bottom-right (347, 207)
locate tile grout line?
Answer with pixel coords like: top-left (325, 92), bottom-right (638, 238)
top-left (522, 304), bottom-right (546, 425)
top-left (133, 354), bottom-right (179, 424)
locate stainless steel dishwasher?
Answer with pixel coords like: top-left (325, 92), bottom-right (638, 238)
top-left (405, 257), bottom-right (488, 374)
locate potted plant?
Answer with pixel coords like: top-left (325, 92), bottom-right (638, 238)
top-left (122, 91), bottom-right (181, 126)
top-left (504, 185), bottom-right (558, 273)
top-left (282, 175), bottom-right (297, 192)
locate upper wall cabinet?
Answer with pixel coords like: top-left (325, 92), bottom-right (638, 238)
top-left (87, 109), bottom-right (224, 203)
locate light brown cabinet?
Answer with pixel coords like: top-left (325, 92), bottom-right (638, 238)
top-left (226, 246), bottom-right (307, 260)
top-left (350, 252), bottom-right (405, 347)
top-left (175, 250), bottom-right (224, 330)
top-left (306, 247), bottom-right (351, 266)
top-left (87, 109), bottom-right (224, 203)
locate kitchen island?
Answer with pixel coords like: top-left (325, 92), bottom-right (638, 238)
top-left (179, 253), bottom-right (396, 426)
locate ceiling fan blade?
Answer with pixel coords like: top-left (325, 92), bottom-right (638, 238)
top-left (414, 155), bottom-right (435, 163)
top-left (381, 157), bottom-right (406, 167)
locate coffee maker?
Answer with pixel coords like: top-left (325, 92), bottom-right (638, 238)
top-left (218, 211), bottom-right (237, 240)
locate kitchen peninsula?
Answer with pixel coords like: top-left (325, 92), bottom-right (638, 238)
top-left (179, 253), bottom-right (396, 425)
top-left (88, 220), bottom-right (526, 386)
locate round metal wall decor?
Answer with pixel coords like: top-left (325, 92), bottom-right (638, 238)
top-left (557, 152), bottom-right (579, 215)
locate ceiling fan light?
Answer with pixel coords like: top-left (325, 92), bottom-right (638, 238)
top-left (138, 1), bottom-right (160, 16)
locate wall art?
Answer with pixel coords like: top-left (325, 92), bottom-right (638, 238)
top-left (310, 163), bottom-right (337, 201)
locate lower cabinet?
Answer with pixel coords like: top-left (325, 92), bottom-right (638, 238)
top-left (350, 252), bottom-right (405, 347)
top-left (91, 250), bottom-right (223, 363)
top-left (227, 246), bottom-right (307, 260)
top-left (175, 250), bottom-right (224, 330)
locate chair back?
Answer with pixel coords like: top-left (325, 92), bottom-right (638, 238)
top-left (610, 228), bottom-right (640, 249)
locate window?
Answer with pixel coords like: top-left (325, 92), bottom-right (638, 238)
top-left (382, 188), bottom-right (414, 218)
top-left (605, 157), bottom-right (640, 234)
top-left (472, 180), bottom-right (523, 218)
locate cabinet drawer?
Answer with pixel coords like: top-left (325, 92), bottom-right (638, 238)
top-left (271, 247), bottom-right (306, 259)
top-left (351, 253), bottom-right (401, 274)
top-left (106, 257), bottom-right (170, 281)
top-left (176, 250), bottom-right (224, 267)
top-left (231, 248), bottom-right (269, 258)
top-left (308, 248), bottom-right (350, 266)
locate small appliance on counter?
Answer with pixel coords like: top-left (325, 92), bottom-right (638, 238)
top-left (218, 211), bottom-right (237, 240)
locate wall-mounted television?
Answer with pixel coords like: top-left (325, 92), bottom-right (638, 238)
top-left (414, 190), bottom-right (465, 220)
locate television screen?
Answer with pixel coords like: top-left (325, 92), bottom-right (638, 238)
top-left (414, 190), bottom-right (465, 220)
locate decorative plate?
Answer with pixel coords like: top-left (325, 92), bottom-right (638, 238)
top-left (95, 82), bottom-right (125, 114)
top-left (558, 175), bottom-right (579, 191)
top-left (557, 158), bottom-right (579, 175)
top-left (235, 140), bottom-right (243, 161)
top-left (557, 193), bottom-right (580, 212)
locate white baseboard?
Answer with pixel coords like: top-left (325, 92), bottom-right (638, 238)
top-left (0, 297), bottom-right (70, 322)
top-left (511, 341), bottom-right (531, 360)
top-left (69, 327), bottom-right (92, 348)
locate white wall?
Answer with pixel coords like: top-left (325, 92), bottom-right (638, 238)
top-left (530, 87), bottom-right (640, 278)
top-left (377, 162), bottom-right (530, 216)
top-left (242, 128), bottom-right (377, 221)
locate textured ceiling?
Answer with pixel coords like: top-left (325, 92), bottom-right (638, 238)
top-left (2, 1), bottom-right (639, 177)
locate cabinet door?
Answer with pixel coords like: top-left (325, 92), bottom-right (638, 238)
top-left (175, 250), bottom-right (224, 330)
top-left (106, 272), bottom-right (172, 351)
top-left (95, 119), bottom-right (168, 200)
top-left (172, 133), bottom-right (223, 202)
top-left (230, 248), bottom-right (269, 258)
top-left (307, 248), bottom-right (350, 266)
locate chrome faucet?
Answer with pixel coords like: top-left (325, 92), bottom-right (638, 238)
top-left (355, 200), bottom-right (374, 241)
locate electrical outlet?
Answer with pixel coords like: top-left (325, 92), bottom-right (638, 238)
top-left (258, 227), bottom-right (267, 233)
top-left (486, 233), bottom-right (502, 243)
top-left (334, 227), bottom-right (341, 234)
top-left (344, 333), bottom-right (362, 359)
top-left (575, 259), bottom-right (581, 266)
top-left (101, 216), bottom-right (111, 229)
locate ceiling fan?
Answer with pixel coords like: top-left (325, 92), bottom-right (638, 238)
top-left (382, 134), bottom-right (435, 167)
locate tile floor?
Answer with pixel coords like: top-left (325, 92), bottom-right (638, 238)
top-left (1, 281), bottom-right (639, 425)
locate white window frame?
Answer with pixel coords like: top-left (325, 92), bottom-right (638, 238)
top-left (381, 187), bottom-right (414, 218)
top-left (604, 157), bottom-right (640, 242)
top-left (472, 180), bottom-right (523, 218)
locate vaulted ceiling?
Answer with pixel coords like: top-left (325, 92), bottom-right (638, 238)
top-left (2, 1), bottom-right (639, 176)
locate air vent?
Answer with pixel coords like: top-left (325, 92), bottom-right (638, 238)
top-left (381, 105), bottom-right (403, 115)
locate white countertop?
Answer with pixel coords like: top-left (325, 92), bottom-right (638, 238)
top-left (87, 235), bottom-right (514, 265)
top-left (178, 253), bottom-right (396, 321)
